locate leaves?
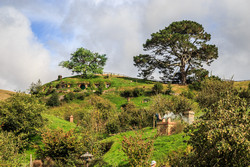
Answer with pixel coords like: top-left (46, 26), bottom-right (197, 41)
top-left (59, 47), bottom-right (107, 78)
top-left (134, 20), bottom-right (218, 84)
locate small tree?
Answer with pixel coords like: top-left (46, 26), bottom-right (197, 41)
top-left (29, 79), bottom-right (43, 95)
top-left (59, 47), bottom-right (107, 78)
top-left (152, 82), bottom-right (163, 94)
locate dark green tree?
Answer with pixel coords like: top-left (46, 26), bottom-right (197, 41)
top-left (152, 82), bottom-right (163, 94)
top-left (59, 47), bottom-right (107, 78)
top-left (134, 20), bottom-right (218, 84)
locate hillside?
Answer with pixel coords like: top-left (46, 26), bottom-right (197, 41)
top-left (1, 75), bottom-right (249, 166)
top-left (0, 89), bottom-right (15, 101)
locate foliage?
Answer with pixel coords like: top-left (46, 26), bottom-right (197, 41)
top-left (105, 121), bottom-right (120, 134)
top-left (238, 84), bottom-right (250, 106)
top-left (122, 131), bottom-right (154, 167)
top-left (64, 92), bottom-right (75, 102)
top-left (150, 95), bottom-right (193, 116)
top-left (180, 89), bottom-right (195, 99)
top-left (150, 94), bottom-right (170, 115)
top-left (59, 47), bottom-right (107, 78)
top-left (133, 87), bottom-right (145, 97)
top-left (121, 89), bottom-right (134, 101)
top-left (152, 82), bottom-right (163, 94)
top-left (46, 92), bottom-right (60, 107)
top-left (165, 82), bottom-right (174, 95)
top-left (0, 131), bottom-right (26, 166)
top-left (29, 79), bottom-right (43, 95)
top-left (187, 68), bottom-right (209, 90)
top-left (183, 95), bottom-right (249, 166)
top-left (196, 78), bottom-right (234, 109)
top-left (168, 96), bottom-right (193, 114)
top-left (37, 128), bottom-right (85, 164)
top-left (0, 93), bottom-right (45, 140)
top-left (76, 95), bottom-right (117, 134)
top-left (134, 20), bottom-right (218, 84)
top-left (119, 102), bottom-right (154, 130)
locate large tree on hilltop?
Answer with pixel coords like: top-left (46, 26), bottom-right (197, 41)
top-left (59, 47), bottom-right (107, 78)
top-left (134, 20), bottom-right (218, 84)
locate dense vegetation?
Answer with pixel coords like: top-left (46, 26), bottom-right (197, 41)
top-left (0, 74), bottom-right (249, 166)
top-left (0, 20), bottom-right (249, 166)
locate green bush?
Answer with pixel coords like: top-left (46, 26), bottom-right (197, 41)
top-left (46, 92), bottom-right (60, 107)
top-left (180, 89), bottom-right (195, 99)
top-left (75, 92), bottom-right (85, 100)
top-left (196, 78), bottom-right (235, 109)
top-left (183, 95), bottom-right (249, 166)
top-left (64, 92), bottom-right (75, 102)
top-left (133, 87), bottom-right (145, 97)
top-left (0, 93), bottom-right (45, 140)
top-left (105, 121), bottom-right (120, 134)
top-left (119, 102), bottom-right (154, 130)
top-left (37, 128), bottom-right (85, 165)
top-left (122, 131), bottom-right (154, 167)
top-left (0, 131), bottom-right (26, 165)
top-left (165, 82), bottom-right (174, 95)
top-left (152, 82), bottom-right (163, 94)
top-left (73, 87), bottom-right (82, 92)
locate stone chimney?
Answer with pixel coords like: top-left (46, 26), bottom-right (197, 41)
top-left (183, 111), bottom-right (195, 124)
top-left (58, 75), bottom-right (62, 80)
top-left (70, 115), bottom-right (73, 123)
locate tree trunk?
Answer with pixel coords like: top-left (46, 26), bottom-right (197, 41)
top-left (180, 65), bottom-right (187, 85)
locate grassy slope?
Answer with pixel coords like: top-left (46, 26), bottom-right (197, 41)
top-left (0, 89), bottom-right (15, 101)
top-left (101, 128), bottom-right (188, 167)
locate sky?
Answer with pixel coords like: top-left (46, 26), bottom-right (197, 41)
top-left (0, 0), bottom-right (249, 91)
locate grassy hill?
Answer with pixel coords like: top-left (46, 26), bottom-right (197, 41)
top-left (0, 89), bottom-right (15, 101)
top-left (1, 75), bottom-right (249, 166)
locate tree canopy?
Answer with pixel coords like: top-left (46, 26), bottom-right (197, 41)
top-left (59, 47), bottom-right (107, 77)
top-left (134, 20), bottom-right (218, 84)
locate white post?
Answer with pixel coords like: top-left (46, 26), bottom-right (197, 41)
top-left (30, 154), bottom-right (33, 167)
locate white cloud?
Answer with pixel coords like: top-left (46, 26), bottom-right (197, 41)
top-left (1, 0), bottom-right (250, 92)
top-left (0, 6), bottom-right (54, 91)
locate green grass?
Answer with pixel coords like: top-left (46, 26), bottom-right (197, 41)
top-left (100, 127), bottom-right (188, 167)
top-left (43, 114), bottom-right (76, 132)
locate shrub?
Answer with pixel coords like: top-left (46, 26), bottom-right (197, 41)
top-left (46, 92), bottom-right (60, 107)
top-left (37, 128), bottom-right (85, 164)
top-left (73, 87), bottom-right (82, 92)
top-left (152, 82), bottom-right (163, 94)
top-left (196, 78), bottom-right (235, 109)
top-left (0, 131), bottom-right (25, 165)
top-left (121, 90), bottom-right (134, 101)
top-left (165, 82), bottom-right (174, 95)
top-left (105, 121), bottom-right (120, 134)
top-left (184, 95), bottom-right (249, 166)
top-left (133, 87), bottom-right (145, 97)
top-left (180, 89), bottom-right (195, 99)
top-left (122, 131), bottom-right (154, 167)
top-left (75, 93), bottom-right (85, 100)
top-left (119, 102), bottom-right (154, 130)
top-left (64, 92), bottom-right (75, 102)
top-left (0, 93), bottom-right (45, 140)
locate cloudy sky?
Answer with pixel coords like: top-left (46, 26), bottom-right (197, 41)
top-left (0, 0), bottom-right (249, 91)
